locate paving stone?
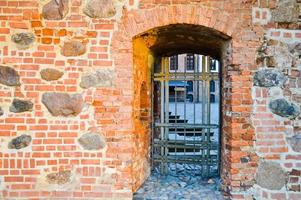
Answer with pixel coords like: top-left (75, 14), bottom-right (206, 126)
top-left (80, 69), bottom-right (114, 89)
top-left (42, 92), bottom-right (83, 117)
top-left (61, 40), bottom-right (86, 57)
top-left (42, 0), bottom-right (69, 20)
top-left (8, 134), bottom-right (32, 149)
top-left (11, 32), bottom-right (35, 50)
top-left (78, 132), bottom-right (106, 150)
top-left (133, 164), bottom-right (224, 200)
top-left (256, 161), bottom-right (287, 190)
top-left (269, 98), bottom-right (300, 119)
top-left (46, 170), bottom-right (71, 185)
top-left (0, 65), bottom-right (20, 87)
top-left (288, 134), bottom-right (301, 152)
top-left (9, 99), bottom-right (33, 113)
top-left (254, 69), bottom-right (286, 87)
top-left (83, 0), bottom-right (116, 18)
top-left (40, 68), bottom-right (64, 81)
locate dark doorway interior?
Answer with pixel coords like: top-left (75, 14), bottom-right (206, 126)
top-left (134, 53), bottom-right (223, 199)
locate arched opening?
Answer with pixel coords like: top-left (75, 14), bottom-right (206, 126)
top-left (132, 24), bottom-right (231, 197)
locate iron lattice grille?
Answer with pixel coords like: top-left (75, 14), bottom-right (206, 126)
top-left (152, 55), bottom-right (220, 177)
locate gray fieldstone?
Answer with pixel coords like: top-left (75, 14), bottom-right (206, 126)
top-left (42, 92), bottom-right (83, 117)
top-left (8, 134), bottom-right (32, 149)
top-left (9, 99), bottom-right (33, 113)
top-left (289, 43), bottom-right (301, 68)
top-left (256, 161), bottom-right (287, 190)
top-left (257, 39), bottom-right (294, 69)
top-left (61, 40), bottom-right (86, 57)
top-left (0, 65), bottom-right (20, 86)
top-left (42, 0), bottom-right (69, 20)
top-left (289, 43), bottom-right (301, 55)
top-left (78, 132), bottom-right (106, 150)
top-left (254, 69), bottom-right (287, 87)
top-left (40, 68), bottom-right (63, 81)
top-left (46, 170), bottom-right (71, 185)
top-left (11, 32), bottom-right (35, 50)
top-left (83, 0), bottom-right (116, 18)
top-left (80, 69), bottom-right (114, 89)
top-left (288, 134), bottom-right (301, 152)
top-left (269, 98), bottom-right (300, 119)
top-left (267, 41), bottom-right (294, 69)
top-left (271, 0), bottom-right (299, 23)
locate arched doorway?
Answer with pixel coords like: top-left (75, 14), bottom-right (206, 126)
top-left (131, 24), bottom-right (230, 198)
top-left (112, 5), bottom-right (257, 198)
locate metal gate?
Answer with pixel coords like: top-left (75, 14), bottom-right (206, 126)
top-left (152, 54), bottom-right (220, 177)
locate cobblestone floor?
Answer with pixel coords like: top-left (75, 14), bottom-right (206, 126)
top-left (133, 164), bottom-right (224, 200)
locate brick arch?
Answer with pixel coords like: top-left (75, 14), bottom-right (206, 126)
top-left (111, 4), bottom-right (257, 198)
top-left (122, 5), bottom-right (237, 38)
top-left (112, 5), bottom-right (239, 53)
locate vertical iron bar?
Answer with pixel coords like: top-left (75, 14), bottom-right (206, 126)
top-left (184, 55), bottom-right (187, 171)
top-left (206, 57), bottom-right (211, 176)
top-left (160, 57), bottom-right (165, 175)
top-left (201, 55), bottom-right (206, 176)
top-left (164, 57), bottom-right (170, 175)
top-left (193, 55), bottom-right (197, 174)
top-left (151, 58), bottom-right (154, 171)
top-left (174, 55), bottom-right (178, 172)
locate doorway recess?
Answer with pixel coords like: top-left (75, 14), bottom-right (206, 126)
top-left (132, 24), bottom-right (230, 199)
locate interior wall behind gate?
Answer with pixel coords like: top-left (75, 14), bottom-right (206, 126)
top-left (0, 0), bottom-right (300, 199)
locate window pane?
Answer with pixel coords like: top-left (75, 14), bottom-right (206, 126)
top-left (170, 55), bottom-right (178, 70)
top-left (186, 54), bottom-right (194, 70)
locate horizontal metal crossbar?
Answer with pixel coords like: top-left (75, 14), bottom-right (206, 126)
top-left (153, 155), bottom-right (218, 165)
top-left (153, 139), bottom-right (218, 146)
top-left (155, 123), bottom-right (219, 129)
top-left (153, 142), bottom-right (218, 151)
top-left (154, 72), bottom-right (219, 81)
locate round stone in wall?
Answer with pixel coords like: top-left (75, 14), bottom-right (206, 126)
top-left (288, 134), bottom-right (301, 152)
top-left (256, 161), bottom-right (287, 190)
top-left (61, 40), bottom-right (86, 57)
top-left (40, 68), bottom-right (64, 81)
top-left (0, 65), bottom-right (20, 87)
top-left (11, 32), bottom-right (35, 50)
top-left (42, 92), bottom-right (83, 117)
top-left (269, 98), bottom-right (300, 119)
top-left (83, 0), bottom-right (116, 18)
top-left (78, 132), bottom-right (106, 150)
top-left (254, 69), bottom-right (287, 87)
top-left (46, 170), bottom-right (71, 185)
top-left (8, 134), bottom-right (32, 149)
top-left (9, 98), bottom-right (33, 113)
top-left (42, 0), bottom-right (69, 20)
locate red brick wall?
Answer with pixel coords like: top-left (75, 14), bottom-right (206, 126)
top-left (0, 0), bottom-right (300, 199)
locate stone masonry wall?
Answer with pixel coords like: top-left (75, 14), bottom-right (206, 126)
top-left (0, 0), bottom-right (300, 199)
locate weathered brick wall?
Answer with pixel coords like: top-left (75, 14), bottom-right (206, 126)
top-left (0, 0), bottom-right (300, 199)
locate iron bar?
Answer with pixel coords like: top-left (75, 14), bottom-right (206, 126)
top-left (153, 54), bottom-right (220, 177)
